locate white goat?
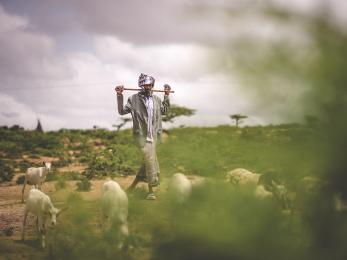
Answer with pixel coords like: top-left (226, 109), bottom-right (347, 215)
top-left (225, 168), bottom-right (261, 186)
top-left (22, 188), bottom-right (63, 248)
top-left (101, 180), bottom-right (129, 247)
top-left (168, 173), bottom-right (193, 204)
top-left (226, 168), bottom-right (290, 209)
top-left (22, 162), bottom-right (51, 203)
top-left (254, 184), bottom-right (273, 199)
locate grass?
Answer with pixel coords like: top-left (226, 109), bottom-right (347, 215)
top-left (1, 124), bottom-right (346, 260)
top-left (158, 125), bottom-right (319, 189)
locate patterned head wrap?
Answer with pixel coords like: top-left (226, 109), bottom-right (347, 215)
top-left (138, 73), bottom-right (155, 88)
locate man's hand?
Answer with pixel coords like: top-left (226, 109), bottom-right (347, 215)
top-left (115, 85), bottom-right (124, 95)
top-left (164, 84), bottom-right (171, 96)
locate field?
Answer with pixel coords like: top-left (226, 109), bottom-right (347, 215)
top-left (0, 125), bottom-right (346, 260)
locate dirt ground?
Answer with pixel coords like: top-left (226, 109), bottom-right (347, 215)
top-left (0, 174), bottom-right (203, 259)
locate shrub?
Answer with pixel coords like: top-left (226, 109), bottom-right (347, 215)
top-left (76, 178), bottom-right (91, 191)
top-left (18, 160), bottom-right (31, 172)
top-left (63, 171), bottom-right (82, 181)
top-left (46, 171), bottom-right (59, 181)
top-left (85, 144), bottom-right (140, 179)
top-left (53, 158), bottom-right (71, 168)
top-left (16, 175), bottom-right (26, 185)
top-left (0, 160), bottom-right (14, 183)
top-left (55, 176), bottom-right (67, 190)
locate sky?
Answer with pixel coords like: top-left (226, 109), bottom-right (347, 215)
top-left (0, 0), bottom-right (345, 130)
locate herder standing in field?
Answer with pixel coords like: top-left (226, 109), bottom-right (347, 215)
top-left (115, 73), bottom-right (171, 200)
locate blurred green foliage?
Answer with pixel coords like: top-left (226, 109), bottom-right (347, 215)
top-left (208, 2), bottom-right (347, 260)
top-left (158, 124), bottom-right (317, 190)
top-left (152, 182), bottom-right (305, 260)
top-left (47, 193), bottom-right (133, 260)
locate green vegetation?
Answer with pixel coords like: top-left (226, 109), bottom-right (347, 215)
top-left (0, 128), bottom-right (140, 180)
top-left (76, 177), bottom-right (92, 191)
top-left (0, 159), bottom-right (14, 183)
top-left (158, 124), bottom-right (317, 190)
top-left (0, 124), bottom-right (317, 187)
top-left (46, 171), bottom-right (60, 182)
top-left (55, 176), bottom-right (67, 190)
top-left (1, 124), bottom-right (345, 259)
top-left (16, 175), bottom-right (25, 185)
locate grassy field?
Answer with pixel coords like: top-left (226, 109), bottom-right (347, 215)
top-left (0, 125), bottom-right (346, 260)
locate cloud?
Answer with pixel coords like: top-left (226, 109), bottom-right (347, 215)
top-left (1, 0), bottom-right (233, 45)
top-left (93, 36), bottom-right (210, 81)
top-left (3, 1), bottom-right (345, 130)
top-left (0, 94), bottom-right (37, 128)
top-left (0, 2), bottom-right (237, 131)
top-left (0, 4), bottom-right (72, 90)
top-left (0, 1), bottom-right (298, 131)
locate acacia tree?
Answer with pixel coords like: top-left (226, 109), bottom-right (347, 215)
top-left (230, 114), bottom-right (248, 127)
top-left (113, 118), bottom-right (132, 131)
top-left (163, 105), bottom-right (195, 124)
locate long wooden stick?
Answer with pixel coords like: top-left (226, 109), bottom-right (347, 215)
top-left (115, 87), bottom-right (175, 93)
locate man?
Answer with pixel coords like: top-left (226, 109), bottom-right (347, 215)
top-left (115, 73), bottom-right (171, 200)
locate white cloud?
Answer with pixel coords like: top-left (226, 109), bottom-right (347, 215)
top-left (0, 94), bottom-right (37, 128)
top-left (93, 36), bottom-right (209, 80)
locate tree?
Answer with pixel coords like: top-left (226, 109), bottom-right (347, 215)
top-left (113, 118), bottom-right (132, 131)
top-left (35, 119), bottom-right (43, 133)
top-left (229, 114), bottom-right (248, 127)
top-left (163, 105), bottom-right (195, 123)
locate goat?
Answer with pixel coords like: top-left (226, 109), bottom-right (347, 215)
top-left (226, 168), bottom-right (290, 209)
top-left (22, 162), bottom-right (51, 203)
top-left (168, 173), bottom-right (192, 204)
top-left (100, 180), bottom-right (129, 247)
top-left (22, 188), bottom-right (64, 248)
top-left (225, 168), bottom-right (261, 186)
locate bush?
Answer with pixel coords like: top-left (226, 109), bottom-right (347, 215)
top-left (63, 171), bottom-right (82, 181)
top-left (16, 175), bottom-right (26, 185)
top-left (85, 144), bottom-right (140, 179)
top-left (55, 177), bottom-right (67, 190)
top-left (18, 160), bottom-right (31, 172)
top-left (76, 178), bottom-right (91, 191)
top-left (0, 160), bottom-right (14, 183)
top-left (46, 171), bottom-right (59, 181)
top-left (53, 158), bottom-right (72, 168)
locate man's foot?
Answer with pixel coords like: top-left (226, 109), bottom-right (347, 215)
top-left (146, 193), bottom-right (156, 200)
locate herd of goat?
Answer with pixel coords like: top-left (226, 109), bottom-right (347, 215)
top-left (19, 162), bottom-right (346, 249)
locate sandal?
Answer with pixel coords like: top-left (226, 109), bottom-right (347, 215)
top-left (146, 193), bottom-right (156, 200)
